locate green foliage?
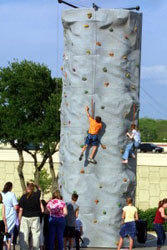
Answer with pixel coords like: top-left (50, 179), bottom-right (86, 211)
top-left (39, 169), bottom-right (52, 196)
top-left (139, 118), bottom-right (167, 142)
top-left (138, 208), bottom-right (167, 231)
top-left (0, 60), bottom-right (62, 152)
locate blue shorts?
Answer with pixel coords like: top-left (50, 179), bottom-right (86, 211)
top-left (154, 223), bottom-right (166, 247)
top-left (85, 133), bottom-right (99, 146)
top-left (120, 221), bottom-right (136, 239)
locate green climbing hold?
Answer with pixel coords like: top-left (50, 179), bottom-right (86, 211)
top-left (118, 203), bottom-right (121, 208)
top-left (109, 27), bottom-right (113, 32)
top-left (82, 77), bottom-right (87, 81)
top-left (101, 106), bottom-right (105, 109)
top-left (103, 210), bottom-right (107, 215)
top-left (99, 185), bottom-right (103, 189)
top-left (103, 67), bottom-right (107, 73)
top-left (126, 72), bottom-right (130, 79)
top-left (80, 144), bottom-right (84, 148)
top-left (84, 90), bottom-right (88, 94)
top-left (86, 50), bottom-right (91, 55)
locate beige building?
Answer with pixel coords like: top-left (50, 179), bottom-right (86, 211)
top-left (0, 143), bottom-right (167, 210)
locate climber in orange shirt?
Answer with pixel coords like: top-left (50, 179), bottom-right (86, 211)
top-left (79, 106), bottom-right (102, 164)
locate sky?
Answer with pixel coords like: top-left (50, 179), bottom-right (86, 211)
top-left (0, 0), bottom-right (167, 119)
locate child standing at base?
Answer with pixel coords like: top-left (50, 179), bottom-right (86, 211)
top-left (117, 198), bottom-right (138, 250)
top-left (64, 193), bottom-right (79, 250)
top-left (154, 198), bottom-right (167, 250)
top-left (79, 106), bottom-right (102, 164)
top-left (0, 193), bottom-right (7, 250)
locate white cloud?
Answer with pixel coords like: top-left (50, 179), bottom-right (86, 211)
top-left (141, 65), bottom-right (167, 84)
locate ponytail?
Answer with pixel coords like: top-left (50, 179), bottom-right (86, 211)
top-left (158, 198), bottom-right (167, 208)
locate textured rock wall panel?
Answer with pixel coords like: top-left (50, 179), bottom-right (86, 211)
top-left (59, 9), bottom-right (142, 248)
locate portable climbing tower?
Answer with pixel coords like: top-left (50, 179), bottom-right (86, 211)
top-left (59, 8), bottom-right (142, 248)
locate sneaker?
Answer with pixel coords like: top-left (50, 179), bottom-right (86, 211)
top-left (88, 158), bottom-right (97, 164)
top-left (79, 153), bottom-right (83, 161)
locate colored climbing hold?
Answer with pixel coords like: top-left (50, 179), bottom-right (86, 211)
top-left (101, 144), bottom-right (107, 149)
top-left (61, 66), bottom-right (63, 71)
top-left (93, 220), bottom-right (98, 224)
top-left (68, 121), bottom-right (71, 125)
top-left (101, 106), bottom-right (105, 109)
top-left (122, 55), bottom-right (127, 60)
top-left (126, 72), bottom-right (130, 79)
top-left (103, 67), bottom-right (107, 73)
top-left (94, 199), bottom-right (99, 205)
top-left (115, 241), bottom-right (119, 246)
top-left (86, 50), bottom-right (91, 55)
top-left (134, 26), bottom-right (138, 32)
top-left (131, 85), bottom-right (136, 90)
top-left (80, 169), bottom-right (85, 174)
top-left (120, 148), bottom-right (124, 154)
top-left (104, 82), bottom-right (109, 87)
top-left (82, 77), bottom-right (87, 81)
top-left (80, 145), bottom-right (84, 148)
top-left (109, 27), bottom-right (113, 32)
top-left (118, 203), bottom-right (121, 208)
top-left (124, 35), bottom-right (129, 40)
top-left (84, 90), bottom-right (88, 94)
top-left (123, 178), bottom-right (127, 183)
top-left (96, 42), bottom-right (101, 46)
top-left (84, 24), bottom-right (89, 28)
top-left (109, 52), bottom-right (114, 57)
top-left (73, 68), bottom-right (76, 72)
top-left (65, 72), bottom-right (67, 79)
top-left (87, 12), bottom-right (92, 19)
top-left (103, 210), bottom-right (107, 215)
top-left (99, 185), bottom-right (103, 189)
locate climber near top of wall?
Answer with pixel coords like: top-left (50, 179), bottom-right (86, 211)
top-left (79, 106), bottom-right (102, 164)
top-left (122, 124), bottom-right (141, 164)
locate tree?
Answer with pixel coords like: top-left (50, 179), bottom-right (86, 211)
top-left (39, 169), bottom-right (52, 198)
top-left (139, 118), bottom-right (158, 142)
top-left (0, 60), bottom-right (62, 191)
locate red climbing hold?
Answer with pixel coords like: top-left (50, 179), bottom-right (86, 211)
top-left (124, 35), bottom-right (129, 40)
top-left (65, 72), bottom-right (67, 79)
top-left (109, 52), bottom-right (114, 57)
top-left (80, 169), bottom-right (85, 174)
top-left (94, 199), bottom-right (99, 205)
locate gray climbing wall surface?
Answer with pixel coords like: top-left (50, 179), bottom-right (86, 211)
top-left (59, 8), bottom-right (142, 248)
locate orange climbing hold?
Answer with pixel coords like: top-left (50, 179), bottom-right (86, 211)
top-left (96, 42), bottom-right (101, 46)
top-left (123, 178), bottom-right (127, 183)
top-left (84, 24), bottom-right (89, 28)
top-left (94, 199), bottom-right (99, 205)
top-left (104, 82), bottom-right (109, 87)
top-left (109, 52), bottom-right (114, 57)
top-left (80, 169), bottom-right (85, 174)
top-left (101, 144), bottom-right (106, 149)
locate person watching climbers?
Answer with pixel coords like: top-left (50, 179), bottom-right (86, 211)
top-left (46, 190), bottom-right (67, 250)
top-left (154, 198), bottom-right (167, 250)
top-left (1, 182), bottom-right (18, 250)
top-left (0, 193), bottom-right (8, 250)
top-left (117, 197), bottom-right (138, 250)
top-left (79, 106), bottom-right (102, 164)
top-left (19, 182), bottom-right (41, 250)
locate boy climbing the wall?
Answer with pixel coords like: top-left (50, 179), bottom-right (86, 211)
top-left (79, 106), bottom-right (102, 164)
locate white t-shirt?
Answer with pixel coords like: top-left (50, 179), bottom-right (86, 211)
top-left (132, 129), bottom-right (141, 143)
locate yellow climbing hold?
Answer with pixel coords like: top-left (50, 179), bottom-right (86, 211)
top-left (61, 66), bottom-right (63, 71)
top-left (84, 24), bottom-right (89, 28)
top-left (131, 85), bottom-right (136, 90)
top-left (134, 26), bottom-right (138, 32)
top-left (86, 50), bottom-right (91, 55)
top-left (87, 13), bottom-right (92, 19)
top-left (122, 55), bottom-right (127, 60)
top-left (126, 72), bottom-right (130, 79)
top-left (96, 41), bottom-right (101, 46)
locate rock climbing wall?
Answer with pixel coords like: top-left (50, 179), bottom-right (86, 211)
top-left (59, 8), bottom-right (142, 248)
